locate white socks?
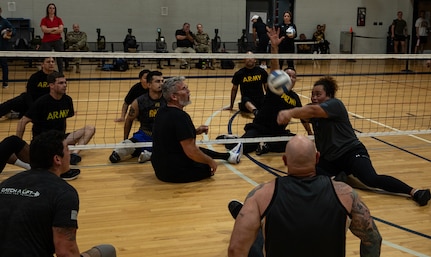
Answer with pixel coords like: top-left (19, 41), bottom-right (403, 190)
top-left (14, 159), bottom-right (31, 170)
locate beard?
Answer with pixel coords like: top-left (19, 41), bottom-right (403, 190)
top-left (179, 99), bottom-right (191, 107)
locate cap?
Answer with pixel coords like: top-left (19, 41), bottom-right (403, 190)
top-left (251, 15), bottom-right (259, 21)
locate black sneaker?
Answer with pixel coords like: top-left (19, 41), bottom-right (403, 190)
top-left (228, 200), bottom-right (243, 219)
top-left (216, 134), bottom-right (239, 150)
top-left (256, 142), bottom-right (269, 156)
top-left (70, 153), bottom-right (82, 165)
top-left (413, 189), bottom-right (431, 206)
top-left (2, 82), bottom-right (8, 89)
top-left (61, 168), bottom-right (81, 181)
top-left (109, 151), bottom-right (121, 163)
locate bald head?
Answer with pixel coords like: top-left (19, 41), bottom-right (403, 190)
top-left (283, 135), bottom-right (319, 177)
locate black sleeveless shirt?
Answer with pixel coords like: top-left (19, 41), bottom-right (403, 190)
top-left (263, 175), bottom-right (349, 257)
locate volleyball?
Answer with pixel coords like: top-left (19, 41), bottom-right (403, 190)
top-left (1, 29), bottom-right (12, 39)
top-left (267, 70), bottom-right (292, 95)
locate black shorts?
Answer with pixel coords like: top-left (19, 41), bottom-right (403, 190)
top-left (394, 34), bottom-right (406, 42)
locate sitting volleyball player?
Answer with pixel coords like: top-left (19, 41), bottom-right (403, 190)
top-left (109, 71), bottom-right (165, 163)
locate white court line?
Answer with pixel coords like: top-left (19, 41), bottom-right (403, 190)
top-left (206, 105), bottom-right (430, 257)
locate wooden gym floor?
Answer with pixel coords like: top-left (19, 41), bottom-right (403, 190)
top-left (0, 58), bottom-right (430, 256)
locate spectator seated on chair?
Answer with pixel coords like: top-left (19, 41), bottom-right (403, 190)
top-left (174, 22), bottom-right (196, 69)
top-left (312, 24), bottom-right (330, 54)
top-left (64, 24), bottom-right (89, 73)
top-left (193, 23), bottom-right (214, 69)
top-left (297, 33), bottom-right (312, 53)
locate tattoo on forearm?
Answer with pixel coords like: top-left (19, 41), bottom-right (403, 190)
top-left (54, 227), bottom-right (77, 241)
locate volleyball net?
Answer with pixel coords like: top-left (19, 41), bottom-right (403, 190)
top-left (1, 51), bottom-right (431, 150)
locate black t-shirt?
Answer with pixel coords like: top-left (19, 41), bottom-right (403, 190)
top-left (232, 66), bottom-right (268, 105)
top-left (151, 106), bottom-right (196, 180)
top-left (26, 94), bottom-right (74, 137)
top-left (251, 90), bottom-right (303, 134)
top-left (0, 169), bottom-right (79, 256)
top-left (136, 93), bottom-right (167, 136)
top-left (124, 82), bottom-right (148, 105)
top-left (26, 70), bottom-right (50, 103)
top-left (253, 22), bottom-right (269, 43)
top-left (175, 29), bottom-right (194, 48)
top-left (278, 22), bottom-right (297, 52)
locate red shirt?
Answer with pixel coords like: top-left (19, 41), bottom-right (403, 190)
top-left (40, 16), bottom-right (63, 42)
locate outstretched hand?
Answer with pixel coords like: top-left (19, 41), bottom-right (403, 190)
top-left (267, 27), bottom-right (285, 47)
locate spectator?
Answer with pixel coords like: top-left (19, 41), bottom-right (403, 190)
top-left (174, 22), bottom-right (196, 69)
top-left (16, 72), bottom-right (95, 180)
top-left (151, 76), bottom-right (243, 183)
top-left (391, 11), bottom-right (408, 54)
top-left (40, 3), bottom-right (64, 73)
top-left (415, 10), bottom-right (429, 54)
top-left (0, 130), bottom-right (116, 257)
top-left (312, 24), bottom-right (330, 54)
top-left (224, 52), bottom-right (268, 116)
top-left (277, 76), bottom-right (430, 206)
top-left (0, 6), bottom-right (16, 88)
top-left (278, 11), bottom-right (297, 69)
top-left (228, 135), bottom-right (382, 257)
top-left (64, 23), bottom-right (89, 73)
top-left (114, 69), bottom-right (150, 122)
top-left (0, 135), bottom-right (30, 172)
top-left (297, 33), bottom-right (311, 53)
top-left (251, 15), bottom-right (270, 69)
top-left (109, 71), bottom-right (165, 163)
top-left (0, 57), bottom-right (56, 119)
top-left (194, 23), bottom-right (215, 69)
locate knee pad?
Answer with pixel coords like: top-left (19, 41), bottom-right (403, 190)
top-left (114, 139), bottom-right (135, 161)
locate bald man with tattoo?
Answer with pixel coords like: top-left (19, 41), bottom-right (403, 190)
top-left (228, 135), bottom-right (382, 257)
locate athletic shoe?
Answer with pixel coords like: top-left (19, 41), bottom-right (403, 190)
top-left (228, 143), bottom-right (243, 164)
top-left (70, 153), bottom-right (82, 165)
top-left (138, 150), bottom-right (152, 163)
top-left (413, 189), bottom-right (431, 206)
top-left (2, 82), bottom-right (8, 89)
top-left (259, 64), bottom-right (267, 69)
top-left (255, 142), bottom-right (269, 156)
top-left (109, 151), bottom-right (121, 163)
top-left (61, 168), bottom-right (81, 181)
top-left (228, 200), bottom-right (243, 219)
top-left (216, 134), bottom-right (239, 140)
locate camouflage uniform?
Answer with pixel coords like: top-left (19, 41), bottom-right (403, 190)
top-left (194, 31), bottom-right (211, 53)
top-left (64, 31), bottom-right (89, 72)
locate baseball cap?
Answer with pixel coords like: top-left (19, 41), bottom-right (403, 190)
top-left (251, 15), bottom-right (259, 21)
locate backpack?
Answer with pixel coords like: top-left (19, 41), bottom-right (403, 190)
top-left (221, 59), bottom-right (235, 69)
top-left (124, 34), bottom-right (137, 52)
top-left (112, 58), bottom-right (129, 71)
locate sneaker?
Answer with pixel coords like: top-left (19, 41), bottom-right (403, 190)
top-left (109, 151), bottom-right (121, 163)
top-left (259, 64), bottom-right (267, 69)
top-left (2, 82), bottom-right (8, 89)
top-left (255, 142), bottom-right (269, 156)
top-left (70, 153), bottom-right (82, 165)
top-left (228, 200), bottom-right (243, 219)
top-left (60, 168), bottom-right (81, 181)
top-left (216, 134), bottom-right (239, 140)
top-left (228, 143), bottom-right (243, 164)
top-left (216, 134), bottom-right (239, 150)
top-left (413, 189), bottom-right (431, 206)
top-left (138, 150), bottom-right (152, 163)
top-left (180, 63), bottom-right (188, 69)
